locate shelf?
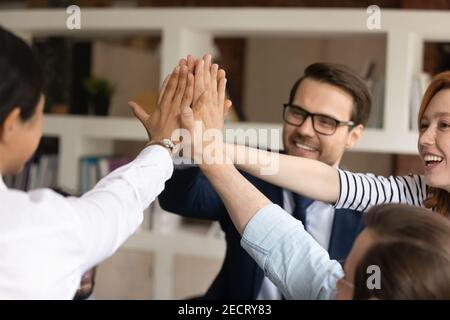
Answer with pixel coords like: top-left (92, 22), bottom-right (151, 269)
top-left (44, 114), bottom-right (147, 140)
top-left (43, 114), bottom-right (419, 154)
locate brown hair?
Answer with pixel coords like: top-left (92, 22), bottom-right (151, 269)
top-left (353, 204), bottom-right (450, 299)
top-left (288, 63), bottom-right (372, 126)
top-left (417, 71), bottom-right (450, 217)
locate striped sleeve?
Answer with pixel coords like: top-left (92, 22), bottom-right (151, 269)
top-left (335, 170), bottom-right (427, 212)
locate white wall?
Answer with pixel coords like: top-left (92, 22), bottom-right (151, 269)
top-left (243, 34), bottom-right (386, 126)
top-left (92, 40), bottom-right (160, 117)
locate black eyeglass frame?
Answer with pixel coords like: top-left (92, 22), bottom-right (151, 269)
top-left (282, 103), bottom-right (355, 136)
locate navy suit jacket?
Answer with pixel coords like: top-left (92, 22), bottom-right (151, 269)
top-left (159, 167), bottom-right (364, 299)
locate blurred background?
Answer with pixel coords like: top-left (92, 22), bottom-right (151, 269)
top-left (0, 0), bottom-right (449, 299)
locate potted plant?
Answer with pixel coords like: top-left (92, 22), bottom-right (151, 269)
top-left (83, 77), bottom-right (115, 116)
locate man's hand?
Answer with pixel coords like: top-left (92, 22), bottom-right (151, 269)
top-left (180, 55), bottom-right (231, 165)
top-left (178, 54), bottom-right (233, 115)
top-left (129, 65), bottom-right (194, 149)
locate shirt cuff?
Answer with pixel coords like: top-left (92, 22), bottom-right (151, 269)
top-left (136, 145), bottom-right (174, 180)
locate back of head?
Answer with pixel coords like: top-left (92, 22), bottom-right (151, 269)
top-left (0, 26), bottom-right (43, 126)
top-left (288, 63), bottom-right (372, 126)
top-left (353, 204), bottom-right (450, 299)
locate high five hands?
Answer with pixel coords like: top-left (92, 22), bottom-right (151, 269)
top-left (129, 54), bottom-right (232, 164)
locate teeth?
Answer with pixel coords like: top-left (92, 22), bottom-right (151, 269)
top-left (424, 155), bottom-right (443, 162)
top-left (295, 143), bottom-right (316, 151)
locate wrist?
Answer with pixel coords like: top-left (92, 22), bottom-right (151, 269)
top-left (146, 138), bottom-right (180, 157)
top-left (198, 142), bottom-right (231, 169)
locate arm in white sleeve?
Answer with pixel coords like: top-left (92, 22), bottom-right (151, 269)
top-left (66, 145), bottom-right (173, 272)
top-left (241, 204), bottom-right (343, 300)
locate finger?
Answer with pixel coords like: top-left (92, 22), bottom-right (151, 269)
top-left (173, 65), bottom-right (188, 107)
top-left (181, 73), bottom-right (194, 108)
top-left (217, 69), bottom-right (226, 82)
top-left (180, 105), bottom-right (195, 132)
top-left (128, 101), bottom-right (149, 124)
top-left (224, 99), bottom-right (233, 118)
top-left (157, 74), bottom-right (171, 105)
top-left (203, 54), bottom-right (211, 91)
top-left (194, 59), bottom-right (205, 104)
top-left (187, 54), bottom-right (195, 73)
top-left (218, 77), bottom-right (227, 115)
top-left (193, 89), bottom-right (208, 114)
top-left (180, 105), bottom-right (197, 161)
top-left (211, 64), bottom-right (219, 102)
top-left (160, 66), bottom-right (180, 108)
top-left (179, 58), bottom-right (187, 67)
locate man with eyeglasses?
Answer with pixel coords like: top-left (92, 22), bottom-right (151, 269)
top-left (159, 62), bottom-right (371, 300)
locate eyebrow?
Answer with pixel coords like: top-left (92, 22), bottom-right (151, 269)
top-left (420, 112), bottom-right (450, 121)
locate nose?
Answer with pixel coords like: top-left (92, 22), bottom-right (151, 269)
top-left (296, 115), bottom-right (315, 137)
top-left (419, 125), bottom-right (436, 148)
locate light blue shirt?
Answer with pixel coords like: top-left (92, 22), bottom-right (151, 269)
top-left (241, 204), bottom-right (344, 300)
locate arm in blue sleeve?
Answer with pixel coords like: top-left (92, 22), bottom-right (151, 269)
top-left (241, 204), bottom-right (343, 300)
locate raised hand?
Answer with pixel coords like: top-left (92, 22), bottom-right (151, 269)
top-left (129, 65), bottom-right (194, 149)
top-left (179, 54), bottom-right (233, 115)
top-left (180, 55), bottom-right (230, 164)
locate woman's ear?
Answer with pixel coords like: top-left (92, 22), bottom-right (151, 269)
top-left (0, 107), bottom-right (21, 143)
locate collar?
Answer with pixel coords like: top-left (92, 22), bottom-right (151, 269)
top-left (0, 175), bottom-right (7, 191)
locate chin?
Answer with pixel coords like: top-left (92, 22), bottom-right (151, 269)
top-left (425, 175), bottom-right (450, 191)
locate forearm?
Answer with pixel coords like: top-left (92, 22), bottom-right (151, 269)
top-left (241, 204), bottom-right (342, 300)
top-left (200, 160), bottom-right (271, 234)
top-left (225, 143), bottom-right (340, 203)
top-left (68, 145), bottom-right (173, 270)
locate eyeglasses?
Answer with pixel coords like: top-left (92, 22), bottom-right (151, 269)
top-left (283, 103), bottom-right (355, 136)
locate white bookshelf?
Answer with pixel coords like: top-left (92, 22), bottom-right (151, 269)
top-left (2, 7), bottom-right (450, 299)
top-left (2, 8), bottom-right (449, 154)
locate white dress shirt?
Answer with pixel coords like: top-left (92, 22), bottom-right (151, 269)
top-left (0, 145), bottom-right (173, 299)
top-left (257, 190), bottom-right (335, 300)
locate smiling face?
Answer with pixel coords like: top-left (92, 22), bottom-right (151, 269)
top-left (282, 78), bottom-right (363, 167)
top-left (418, 89), bottom-right (450, 192)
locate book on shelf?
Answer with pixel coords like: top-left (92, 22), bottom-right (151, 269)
top-left (79, 154), bottom-right (155, 231)
top-left (5, 154), bottom-right (58, 191)
top-left (80, 155), bottom-right (133, 194)
top-left (361, 59), bottom-right (384, 129)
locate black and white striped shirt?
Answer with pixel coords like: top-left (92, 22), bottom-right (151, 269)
top-left (335, 170), bottom-right (428, 212)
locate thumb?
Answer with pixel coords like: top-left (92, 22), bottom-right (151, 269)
top-left (180, 106), bottom-right (195, 131)
top-left (224, 99), bottom-right (233, 118)
top-left (128, 101), bottom-right (149, 124)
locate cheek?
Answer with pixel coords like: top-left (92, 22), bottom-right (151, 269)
top-left (282, 126), bottom-right (295, 146)
top-left (22, 123), bottom-right (42, 158)
top-left (436, 134), bottom-right (450, 158)
top-left (318, 137), bottom-right (339, 156)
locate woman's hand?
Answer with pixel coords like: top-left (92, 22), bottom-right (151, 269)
top-left (129, 65), bottom-right (194, 148)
